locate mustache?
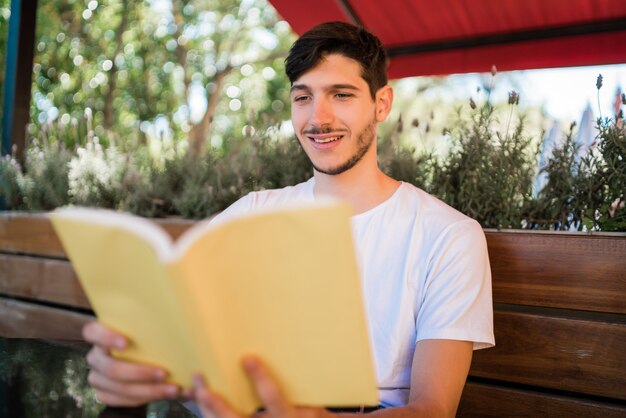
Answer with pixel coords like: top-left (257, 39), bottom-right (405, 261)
top-left (302, 126), bottom-right (349, 135)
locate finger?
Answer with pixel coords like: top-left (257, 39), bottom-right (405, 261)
top-left (88, 369), bottom-right (179, 404)
top-left (193, 374), bottom-right (242, 418)
top-left (83, 321), bottom-right (127, 350)
top-left (181, 387), bottom-right (195, 400)
top-left (94, 390), bottom-right (149, 407)
top-left (94, 390), bottom-right (146, 407)
top-left (86, 346), bottom-right (167, 383)
top-left (243, 356), bottom-right (294, 418)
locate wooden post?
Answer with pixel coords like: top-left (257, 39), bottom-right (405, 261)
top-left (1, 0), bottom-right (38, 160)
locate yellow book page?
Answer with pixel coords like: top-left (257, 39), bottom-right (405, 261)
top-left (51, 213), bottom-right (203, 388)
top-left (169, 203), bottom-right (378, 414)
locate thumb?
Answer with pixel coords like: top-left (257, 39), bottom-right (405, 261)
top-left (243, 356), bottom-right (295, 418)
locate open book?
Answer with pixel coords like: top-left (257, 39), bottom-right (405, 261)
top-left (50, 202), bottom-right (378, 414)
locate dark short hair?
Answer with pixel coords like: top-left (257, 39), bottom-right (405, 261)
top-left (285, 21), bottom-right (388, 99)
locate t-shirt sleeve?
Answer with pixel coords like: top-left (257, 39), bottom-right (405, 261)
top-left (415, 219), bottom-right (495, 350)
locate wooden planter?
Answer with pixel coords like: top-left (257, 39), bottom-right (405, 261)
top-left (0, 212), bottom-right (625, 416)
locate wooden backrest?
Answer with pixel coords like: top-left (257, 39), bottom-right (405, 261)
top-left (0, 213), bottom-right (190, 340)
top-left (458, 230), bottom-right (626, 417)
top-left (1, 215), bottom-right (625, 415)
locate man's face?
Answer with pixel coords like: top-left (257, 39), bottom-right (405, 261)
top-left (290, 54), bottom-right (380, 175)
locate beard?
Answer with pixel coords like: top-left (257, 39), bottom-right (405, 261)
top-left (299, 117), bottom-right (377, 176)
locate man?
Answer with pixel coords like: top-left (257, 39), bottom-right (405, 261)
top-left (83, 22), bottom-right (494, 418)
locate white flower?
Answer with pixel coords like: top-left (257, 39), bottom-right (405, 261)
top-left (68, 138), bottom-right (126, 203)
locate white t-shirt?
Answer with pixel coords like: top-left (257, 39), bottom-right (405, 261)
top-left (211, 178), bottom-right (495, 407)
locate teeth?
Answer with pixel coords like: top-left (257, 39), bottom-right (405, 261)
top-left (313, 136), bottom-right (342, 143)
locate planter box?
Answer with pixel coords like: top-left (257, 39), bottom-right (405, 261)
top-left (1, 212), bottom-right (625, 415)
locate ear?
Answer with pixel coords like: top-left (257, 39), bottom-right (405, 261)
top-left (375, 85), bottom-right (393, 122)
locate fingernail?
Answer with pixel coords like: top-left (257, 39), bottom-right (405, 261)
top-left (154, 369), bottom-right (166, 380)
top-left (114, 337), bottom-right (126, 349)
top-left (242, 356), bottom-right (258, 371)
top-left (165, 385), bottom-right (179, 398)
top-left (193, 373), bottom-right (205, 389)
top-left (199, 389), bottom-right (215, 408)
top-left (182, 387), bottom-right (194, 400)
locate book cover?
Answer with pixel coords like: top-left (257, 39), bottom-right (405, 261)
top-left (50, 202), bottom-right (378, 413)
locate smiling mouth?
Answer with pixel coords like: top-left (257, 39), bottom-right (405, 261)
top-left (309, 135), bottom-right (344, 143)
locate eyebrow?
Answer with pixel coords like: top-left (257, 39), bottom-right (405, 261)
top-left (290, 83), bottom-right (361, 93)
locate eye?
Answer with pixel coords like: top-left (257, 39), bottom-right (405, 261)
top-left (293, 95), bottom-right (311, 103)
top-left (335, 93), bottom-right (353, 100)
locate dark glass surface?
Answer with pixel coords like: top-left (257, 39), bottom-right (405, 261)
top-left (0, 338), bottom-right (197, 418)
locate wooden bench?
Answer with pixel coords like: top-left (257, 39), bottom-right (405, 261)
top-left (0, 213), bottom-right (189, 340)
top-left (458, 231), bottom-right (626, 417)
top-left (1, 213), bottom-right (625, 416)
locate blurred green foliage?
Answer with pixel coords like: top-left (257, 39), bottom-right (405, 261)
top-left (0, 338), bottom-right (102, 417)
top-left (575, 117), bottom-right (626, 231)
top-left (0, 120), bottom-right (312, 219)
top-left (431, 99), bottom-right (538, 229)
top-left (30, 0), bottom-right (294, 153)
top-left (0, 338), bottom-right (197, 417)
top-left (1, 0), bottom-right (623, 230)
top-left (1, 83), bottom-right (624, 230)
top-left (528, 88), bottom-right (626, 231)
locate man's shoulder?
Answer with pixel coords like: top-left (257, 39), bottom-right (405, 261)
top-left (387, 182), bottom-right (484, 247)
top-left (395, 182), bottom-right (477, 226)
top-left (245, 178), bottom-right (315, 208)
top-left (210, 179), bottom-right (314, 224)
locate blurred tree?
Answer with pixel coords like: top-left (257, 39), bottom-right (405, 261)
top-left (30, 0), bottom-right (295, 153)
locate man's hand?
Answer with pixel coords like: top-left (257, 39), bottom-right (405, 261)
top-left (83, 321), bottom-right (181, 406)
top-left (193, 356), bottom-right (334, 418)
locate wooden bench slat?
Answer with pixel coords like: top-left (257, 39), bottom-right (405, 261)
top-left (470, 309), bottom-right (626, 401)
top-left (0, 254), bottom-right (90, 309)
top-left (0, 213), bottom-right (194, 257)
top-left (485, 231), bottom-right (626, 314)
top-left (0, 213), bottom-right (66, 257)
top-left (3, 213), bottom-right (626, 414)
top-left (458, 381), bottom-right (626, 418)
top-left (0, 297), bottom-right (94, 340)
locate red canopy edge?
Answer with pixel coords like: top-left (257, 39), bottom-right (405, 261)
top-left (268, 0), bottom-right (626, 77)
top-left (388, 30), bottom-right (626, 78)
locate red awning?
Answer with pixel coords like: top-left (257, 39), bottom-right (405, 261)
top-left (268, 0), bottom-right (626, 78)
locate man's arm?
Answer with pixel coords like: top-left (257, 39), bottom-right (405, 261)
top-left (377, 339), bottom-right (473, 417)
top-left (193, 339), bottom-right (473, 418)
top-left (333, 339), bottom-right (473, 418)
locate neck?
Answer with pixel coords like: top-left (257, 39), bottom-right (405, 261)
top-left (313, 149), bottom-right (400, 214)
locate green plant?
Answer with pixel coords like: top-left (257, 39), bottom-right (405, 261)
top-left (122, 150), bottom-right (219, 219)
top-left (528, 123), bottom-right (580, 230)
top-left (249, 131), bottom-right (312, 191)
top-left (528, 76), bottom-right (626, 231)
top-left (431, 91), bottom-right (538, 229)
top-left (578, 116), bottom-right (626, 231)
top-left (119, 127), bottom-right (311, 219)
top-left (377, 115), bottom-right (435, 190)
top-left (1, 74), bottom-right (624, 232)
top-left (0, 140), bottom-right (72, 211)
top-left (0, 152), bottom-right (25, 210)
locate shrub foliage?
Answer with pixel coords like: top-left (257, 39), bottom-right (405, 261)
top-left (1, 83), bottom-right (624, 231)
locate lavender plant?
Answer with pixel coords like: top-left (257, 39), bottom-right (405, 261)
top-left (0, 76), bottom-right (623, 232)
top-left (430, 87), bottom-right (538, 229)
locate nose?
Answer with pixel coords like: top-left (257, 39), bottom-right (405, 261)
top-left (309, 98), bottom-right (334, 126)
